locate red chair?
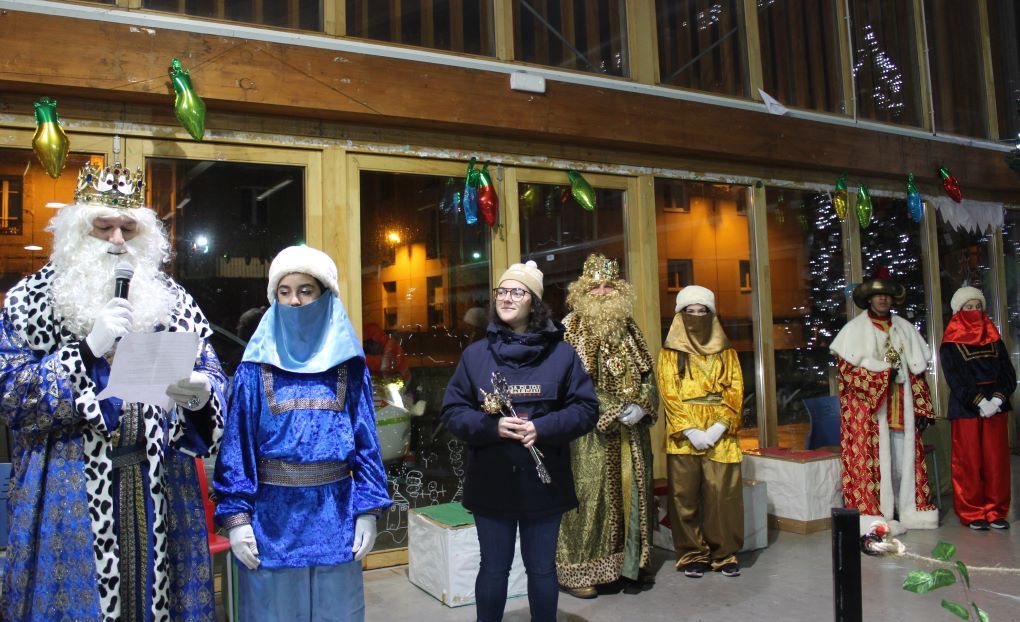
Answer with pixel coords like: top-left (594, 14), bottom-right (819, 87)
top-left (195, 458), bottom-right (236, 622)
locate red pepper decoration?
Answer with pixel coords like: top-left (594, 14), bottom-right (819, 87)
top-left (938, 166), bottom-right (963, 203)
top-left (476, 162), bottom-right (499, 228)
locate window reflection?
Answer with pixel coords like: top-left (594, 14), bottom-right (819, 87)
top-left (1002, 211), bottom-right (1020, 376)
top-left (146, 158), bottom-right (305, 376)
top-left (987, 0), bottom-right (1020, 140)
top-left (656, 0), bottom-right (749, 96)
top-left (346, 0), bottom-right (495, 55)
top-left (859, 196), bottom-right (929, 337)
top-left (654, 180), bottom-right (758, 446)
top-left (143, 0), bottom-right (323, 31)
top-left (847, 0), bottom-right (923, 126)
top-left (518, 182), bottom-right (625, 319)
top-left (360, 171), bottom-right (491, 553)
top-left (757, 0), bottom-right (843, 113)
top-left (924, 0), bottom-right (988, 138)
top-left (765, 188), bottom-right (845, 450)
top-left (514, 0), bottom-right (628, 76)
top-left (937, 216), bottom-right (992, 326)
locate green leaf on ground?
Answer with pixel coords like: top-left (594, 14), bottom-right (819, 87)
top-left (972, 602), bottom-right (989, 622)
top-left (931, 569), bottom-right (957, 590)
top-left (932, 542), bottom-right (957, 561)
top-left (904, 571), bottom-right (935, 594)
top-left (955, 561), bottom-right (970, 588)
top-left (941, 600), bottom-right (969, 619)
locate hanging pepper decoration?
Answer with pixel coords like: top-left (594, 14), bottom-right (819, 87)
top-left (544, 187), bottom-right (558, 217)
top-left (567, 170), bottom-right (596, 211)
top-left (906, 174), bottom-right (923, 223)
top-left (937, 166), bottom-right (963, 203)
top-left (476, 162), bottom-right (499, 227)
top-left (519, 184), bottom-right (539, 218)
top-left (438, 177), bottom-right (458, 216)
top-left (833, 172), bottom-right (849, 220)
top-left (32, 97), bottom-right (70, 179)
top-left (169, 58), bottom-right (206, 141)
top-left (856, 184), bottom-right (873, 229)
top-left (462, 158), bottom-right (480, 225)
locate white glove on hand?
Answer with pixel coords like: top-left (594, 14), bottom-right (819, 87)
top-left (166, 371), bottom-right (213, 411)
top-left (352, 514), bottom-right (378, 561)
top-left (229, 524), bottom-right (260, 570)
top-left (978, 398), bottom-right (999, 418)
top-left (85, 298), bottom-right (133, 357)
top-left (683, 428), bottom-right (712, 451)
top-left (617, 404), bottom-right (647, 427)
top-left (704, 422), bottom-right (727, 446)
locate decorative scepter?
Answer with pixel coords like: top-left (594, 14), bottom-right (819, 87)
top-left (481, 371), bottom-right (552, 484)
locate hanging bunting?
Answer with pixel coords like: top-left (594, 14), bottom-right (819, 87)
top-left (476, 162), bottom-right (499, 228)
top-left (937, 166), bottom-right (963, 203)
top-left (856, 184), bottom-right (873, 229)
top-left (32, 97), bottom-right (70, 179)
top-left (567, 170), bottom-right (596, 211)
top-left (833, 172), bottom-right (849, 220)
top-left (906, 174), bottom-right (923, 223)
top-left (169, 58), bottom-right (207, 141)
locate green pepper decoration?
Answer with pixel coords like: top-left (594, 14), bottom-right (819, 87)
top-left (32, 97), bottom-right (70, 179)
top-left (169, 58), bottom-right (206, 141)
top-left (567, 170), bottom-right (596, 211)
top-left (856, 184), bottom-right (873, 229)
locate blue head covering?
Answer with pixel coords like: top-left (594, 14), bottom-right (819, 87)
top-left (242, 291), bottom-right (364, 373)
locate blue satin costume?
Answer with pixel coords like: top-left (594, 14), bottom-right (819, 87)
top-left (214, 292), bottom-right (391, 621)
top-left (0, 264), bottom-right (227, 622)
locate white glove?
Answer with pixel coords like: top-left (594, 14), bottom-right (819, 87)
top-left (978, 398), bottom-right (999, 418)
top-left (85, 298), bottom-right (133, 357)
top-left (704, 422), bottom-right (727, 446)
top-left (683, 428), bottom-right (712, 451)
top-left (166, 371), bottom-right (213, 411)
top-left (352, 514), bottom-right (378, 561)
top-left (229, 524), bottom-right (260, 570)
top-left (617, 404), bottom-right (647, 427)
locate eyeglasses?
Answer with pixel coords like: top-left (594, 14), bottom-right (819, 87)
top-left (493, 287), bottom-right (530, 302)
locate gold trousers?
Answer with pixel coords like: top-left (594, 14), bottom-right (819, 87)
top-left (666, 454), bottom-right (743, 569)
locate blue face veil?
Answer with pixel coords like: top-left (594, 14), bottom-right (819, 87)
top-left (241, 291), bottom-right (364, 373)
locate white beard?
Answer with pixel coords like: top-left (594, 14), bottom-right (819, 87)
top-left (51, 236), bottom-right (176, 339)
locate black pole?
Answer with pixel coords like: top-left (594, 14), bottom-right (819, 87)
top-left (831, 507), bottom-right (862, 622)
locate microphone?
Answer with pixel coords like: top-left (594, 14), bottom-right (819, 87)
top-left (114, 261), bottom-right (134, 299)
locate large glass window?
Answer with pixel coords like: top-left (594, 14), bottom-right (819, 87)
top-left (935, 216), bottom-right (992, 326)
top-left (359, 170), bottom-right (491, 553)
top-left (1004, 210), bottom-right (1020, 380)
top-left (847, 0), bottom-right (923, 127)
top-left (654, 179), bottom-right (758, 447)
top-left (757, 0), bottom-right (843, 114)
top-left (859, 196), bottom-right (929, 338)
top-left (988, 0), bottom-right (1020, 141)
top-left (145, 159), bottom-right (305, 376)
top-left (346, 1), bottom-right (495, 56)
top-left (924, 0), bottom-right (988, 138)
top-left (765, 188), bottom-right (845, 450)
top-left (513, 0), bottom-right (628, 76)
top-left (517, 181), bottom-right (626, 319)
top-left (143, 0), bottom-right (323, 31)
top-left (656, 0), bottom-right (748, 96)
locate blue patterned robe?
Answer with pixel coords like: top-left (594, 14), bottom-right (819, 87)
top-left (213, 359), bottom-right (391, 568)
top-left (0, 264), bottom-right (227, 622)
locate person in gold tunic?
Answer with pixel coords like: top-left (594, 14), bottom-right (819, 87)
top-left (656, 285), bottom-right (743, 578)
top-left (556, 254), bottom-right (657, 598)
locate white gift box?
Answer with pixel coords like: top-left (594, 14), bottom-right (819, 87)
top-left (652, 478), bottom-right (768, 553)
top-left (408, 504), bottom-right (527, 607)
top-left (741, 448), bottom-right (843, 533)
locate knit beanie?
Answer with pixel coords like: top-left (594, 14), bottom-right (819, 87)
top-left (266, 245), bottom-right (340, 302)
top-left (498, 260), bottom-right (544, 300)
top-left (674, 285), bottom-right (716, 314)
top-left (950, 286), bottom-right (985, 314)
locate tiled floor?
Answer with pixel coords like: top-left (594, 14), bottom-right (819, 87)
top-left (362, 456), bottom-right (1020, 622)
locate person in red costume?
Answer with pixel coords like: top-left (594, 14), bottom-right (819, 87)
top-left (939, 286), bottom-right (1016, 530)
top-left (829, 268), bottom-right (938, 535)
top-left (363, 322), bottom-right (410, 383)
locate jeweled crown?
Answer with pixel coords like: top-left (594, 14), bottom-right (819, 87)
top-left (74, 161), bottom-right (145, 209)
top-left (582, 253), bottom-right (620, 283)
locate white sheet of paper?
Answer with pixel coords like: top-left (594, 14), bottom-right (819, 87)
top-left (96, 331), bottom-right (200, 410)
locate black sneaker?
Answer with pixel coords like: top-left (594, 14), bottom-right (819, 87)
top-left (621, 579), bottom-right (643, 595)
top-left (718, 563), bottom-right (741, 577)
top-left (681, 562), bottom-right (708, 578)
top-left (989, 519), bottom-right (1010, 530)
top-left (968, 520), bottom-right (991, 530)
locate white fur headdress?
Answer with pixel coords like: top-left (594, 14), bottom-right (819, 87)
top-left (675, 285), bottom-right (716, 314)
top-left (949, 286), bottom-right (985, 314)
top-left (266, 245), bottom-right (340, 302)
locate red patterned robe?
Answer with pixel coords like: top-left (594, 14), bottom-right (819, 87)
top-left (830, 311), bottom-right (938, 533)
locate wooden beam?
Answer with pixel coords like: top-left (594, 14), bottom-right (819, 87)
top-left (624, 0), bottom-right (658, 85)
top-left (977, 0), bottom-right (998, 139)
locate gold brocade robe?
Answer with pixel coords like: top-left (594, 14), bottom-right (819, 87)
top-left (657, 347), bottom-right (743, 463)
top-left (555, 314), bottom-right (657, 589)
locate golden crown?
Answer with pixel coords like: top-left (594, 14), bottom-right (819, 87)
top-left (582, 253), bottom-right (620, 283)
top-left (74, 161), bottom-right (145, 209)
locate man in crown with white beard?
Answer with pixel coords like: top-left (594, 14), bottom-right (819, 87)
top-left (0, 161), bottom-right (227, 622)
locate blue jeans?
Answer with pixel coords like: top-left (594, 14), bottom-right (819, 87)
top-left (473, 512), bottom-right (563, 622)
